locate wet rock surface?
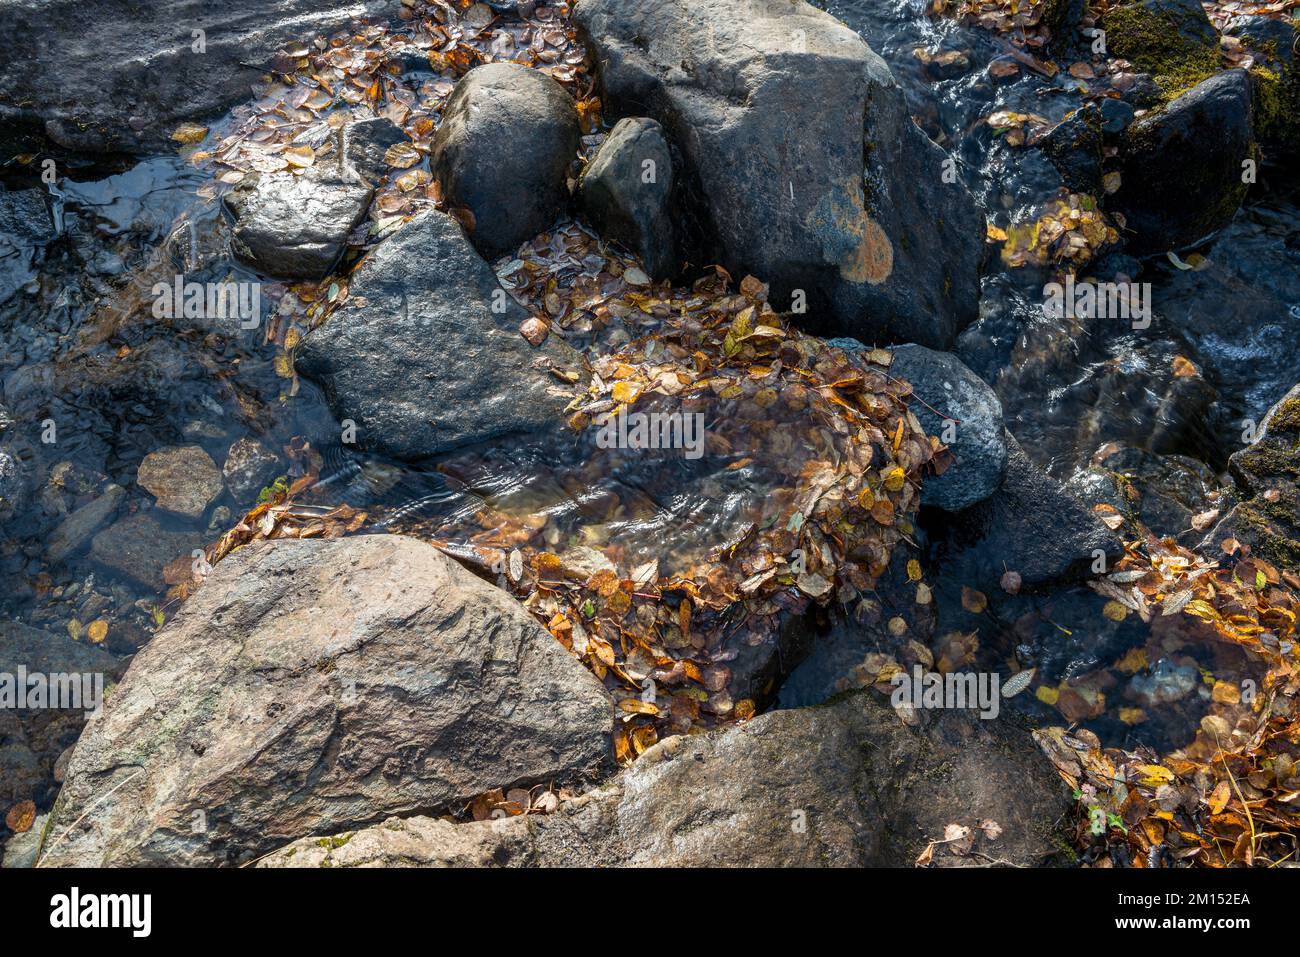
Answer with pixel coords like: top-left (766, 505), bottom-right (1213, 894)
top-left (574, 0), bottom-right (985, 349)
top-left (889, 345), bottom-right (1007, 511)
top-left (431, 62), bottom-right (581, 259)
top-left (226, 166), bottom-right (373, 280)
top-left (938, 432), bottom-right (1123, 588)
top-left (1111, 69), bottom-right (1256, 255)
top-left (0, 620), bottom-right (123, 813)
top-left (135, 445), bottom-right (224, 518)
top-left (46, 484), bottom-right (126, 564)
top-left (578, 117), bottom-right (677, 279)
top-left (220, 437), bottom-right (281, 505)
top-left (1207, 383), bottom-right (1300, 565)
top-left (339, 117), bottom-right (410, 186)
top-left (0, 0), bottom-right (399, 154)
top-left (297, 210), bottom-right (586, 462)
top-left (38, 535), bottom-right (614, 867)
top-left (260, 693), bottom-right (1070, 867)
top-left (832, 338), bottom-right (1007, 511)
top-left (89, 512), bottom-right (205, 590)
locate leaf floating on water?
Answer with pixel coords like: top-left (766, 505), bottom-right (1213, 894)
top-left (1001, 667), bottom-right (1035, 698)
top-left (170, 122), bottom-right (210, 145)
top-left (5, 800), bottom-right (35, 834)
top-left (1000, 569), bottom-right (1022, 594)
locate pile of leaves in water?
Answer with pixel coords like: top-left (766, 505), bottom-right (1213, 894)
top-left (1038, 523), bottom-right (1300, 867)
top-left (988, 190), bottom-right (1121, 267)
top-left (416, 271), bottom-right (950, 760)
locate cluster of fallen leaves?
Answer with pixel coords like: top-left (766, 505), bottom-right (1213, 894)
top-left (934, 0), bottom-right (1063, 49)
top-left (1039, 521), bottom-right (1300, 867)
top-left (396, 270), bottom-right (952, 759)
top-left (163, 438), bottom-right (367, 605)
top-left (989, 191), bottom-right (1120, 267)
top-left (496, 219), bottom-right (662, 350)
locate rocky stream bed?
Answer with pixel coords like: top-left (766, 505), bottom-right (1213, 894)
top-left (1, 0), bottom-right (1299, 868)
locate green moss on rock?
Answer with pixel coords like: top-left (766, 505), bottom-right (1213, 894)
top-left (1106, 2), bottom-right (1221, 100)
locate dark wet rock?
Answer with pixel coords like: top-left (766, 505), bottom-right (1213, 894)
top-left (339, 117), bottom-right (409, 186)
top-left (941, 432), bottom-right (1123, 587)
top-left (0, 446), bottom-right (30, 519)
top-left (0, 189), bottom-right (56, 245)
top-left (226, 166), bottom-right (373, 280)
top-left (1065, 466), bottom-right (1131, 514)
top-left (0, 189), bottom-right (56, 304)
top-left (431, 63), bottom-right (581, 259)
top-left (46, 484), bottom-right (126, 564)
top-left (1098, 98), bottom-right (1137, 136)
top-left (0, 620), bottom-right (123, 812)
top-left (915, 47), bottom-right (971, 82)
top-left (0, 0), bottom-right (398, 154)
top-left (38, 535), bottom-right (613, 867)
top-left (834, 338), bottom-right (1007, 510)
top-left (1161, 214), bottom-right (1300, 427)
top-left (261, 692), bottom-right (1071, 867)
top-left (1111, 70), bottom-right (1256, 255)
top-left (136, 445), bottom-right (224, 518)
top-left (1038, 103), bottom-right (1104, 193)
top-left (1092, 446), bottom-right (1219, 543)
top-left (578, 117), bottom-right (677, 279)
top-left (891, 344), bottom-right (1007, 512)
top-left (298, 210), bottom-right (585, 462)
top-left (221, 437), bottom-right (281, 504)
top-left (574, 0), bottom-right (984, 349)
top-left (89, 512), bottom-right (204, 590)
top-left (1206, 383), bottom-right (1300, 566)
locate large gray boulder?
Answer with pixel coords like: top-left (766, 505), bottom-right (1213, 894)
top-left (297, 210), bottom-right (585, 462)
top-left (431, 63), bottom-right (581, 259)
top-left (260, 692), bottom-right (1070, 867)
top-left (578, 117), bottom-right (678, 279)
top-left (0, 0), bottom-right (398, 154)
top-left (38, 535), bottom-right (613, 867)
top-left (573, 0), bottom-right (983, 348)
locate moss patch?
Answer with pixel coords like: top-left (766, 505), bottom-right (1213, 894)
top-left (1105, 2), bottom-right (1221, 101)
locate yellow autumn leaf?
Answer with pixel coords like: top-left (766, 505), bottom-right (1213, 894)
top-left (1102, 600), bottom-right (1129, 622)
